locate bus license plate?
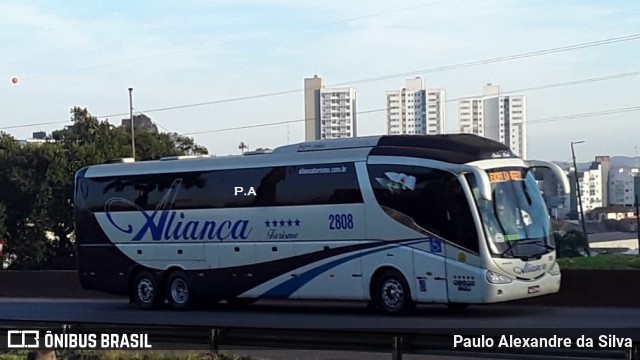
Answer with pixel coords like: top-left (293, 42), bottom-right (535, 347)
top-left (528, 285), bottom-right (540, 294)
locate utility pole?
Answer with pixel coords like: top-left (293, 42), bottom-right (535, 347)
top-left (571, 140), bottom-right (590, 256)
top-left (238, 141), bottom-right (248, 154)
top-left (129, 87), bottom-right (135, 160)
top-left (635, 194), bottom-right (639, 256)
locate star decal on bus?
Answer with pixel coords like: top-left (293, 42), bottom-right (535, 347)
top-left (265, 218), bottom-right (301, 227)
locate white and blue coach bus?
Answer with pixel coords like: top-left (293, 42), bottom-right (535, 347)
top-left (75, 134), bottom-right (569, 315)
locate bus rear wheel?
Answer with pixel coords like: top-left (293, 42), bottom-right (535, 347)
top-left (166, 270), bottom-right (193, 310)
top-left (376, 270), bottom-right (414, 315)
top-left (132, 270), bottom-right (162, 309)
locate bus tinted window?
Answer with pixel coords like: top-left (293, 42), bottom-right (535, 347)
top-left (276, 164), bottom-right (363, 206)
top-left (368, 165), bottom-right (479, 253)
top-left (82, 162), bottom-right (362, 212)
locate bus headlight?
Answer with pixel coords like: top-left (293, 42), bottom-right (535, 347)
top-left (549, 262), bottom-right (561, 276)
top-left (486, 270), bottom-right (512, 284)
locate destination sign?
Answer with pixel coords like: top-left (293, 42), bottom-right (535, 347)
top-left (488, 170), bottom-right (523, 183)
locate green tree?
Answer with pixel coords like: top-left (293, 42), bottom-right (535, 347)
top-left (556, 230), bottom-right (586, 258)
top-left (1, 107), bottom-right (208, 269)
top-left (170, 132), bottom-right (209, 155)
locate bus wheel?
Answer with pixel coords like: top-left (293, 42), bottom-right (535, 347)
top-left (376, 270), bottom-right (414, 316)
top-left (166, 271), bottom-right (193, 310)
top-left (132, 271), bottom-right (162, 309)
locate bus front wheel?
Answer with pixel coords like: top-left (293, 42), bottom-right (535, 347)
top-left (132, 270), bottom-right (162, 309)
top-left (376, 270), bottom-right (414, 315)
top-left (166, 270), bottom-right (193, 310)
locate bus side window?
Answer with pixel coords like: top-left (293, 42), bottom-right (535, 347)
top-left (441, 176), bottom-right (479, 253)
top-left (368, 165), bottom-right (479, 253)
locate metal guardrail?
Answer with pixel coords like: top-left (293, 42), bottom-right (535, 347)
top-left (0, 321), bottom-right (637, 360)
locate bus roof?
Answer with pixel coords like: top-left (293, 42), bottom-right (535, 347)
top-left (80, 134), bottom-right (516, 178)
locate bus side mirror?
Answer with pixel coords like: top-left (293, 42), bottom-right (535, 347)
top-left (525, 160), bottom-right (570, 195)
top-left (459, 166), bottom-right (492, 201)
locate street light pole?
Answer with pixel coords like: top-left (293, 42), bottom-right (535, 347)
top-left (238, 141), bottom-right (248, 154)
top-left (635, 194), bottom-right (639, 256)
top-left (129, 87), bottom-right (135, 160)
top-left (571, 140), bottom-right (590, 256)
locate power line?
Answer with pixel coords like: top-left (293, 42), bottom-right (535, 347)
top-left (181, 105), bottom-right (640, 136)
top-left (93, 33), bottom-right (640, 118)
top-left (528, 106), bottom-right (640, 124)
top-left (4, 34), bottom-right (640, 131)
top-left (180, 70), bottom-right (640, 135)
top-left (332, 33), bottom-right (640, 86)
top-left (0, 121), bottom-right (70, 131)
top-left (183, 108), bottom-right (384, 135)
top-left (443, 69), bottom-right (640, 103)
top-left (25, 0), bottom-right (456, 81)
top-left (503, 70), bottom-right (640, 95)
top-left (2, 68), bottom-right (638, 133)
top-left (96, 88), bottom-right (303, 118)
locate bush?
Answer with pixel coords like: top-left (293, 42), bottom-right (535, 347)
top-left (555, 230), bottom-right (587, 258)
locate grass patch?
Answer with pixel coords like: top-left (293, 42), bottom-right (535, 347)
top-left (558, 254), bottom-right (640, 270)
top-left (0, 351), bottom-right (255, 360)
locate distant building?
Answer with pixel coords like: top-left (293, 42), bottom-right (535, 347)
top-left (304, 75), bottom-right (357, 140)
top-left (577, 161), bottom-right (606, 213)
top-left (32, 131), bottom-right (47, 140)
top-left (566, 156), bottom-right (614, 219)
top-left (16, 138), bottom-right (48, 146)
top-left (609, 167), bottom-right (640, 206)
top-left (386, 77), bottom-right (445, 135)
top-left (458, 83), bottom-right (527, 158)
top-left (121, 114), bottom-right (159, 134)
top-left (16, 131), bottom-right (51, 146)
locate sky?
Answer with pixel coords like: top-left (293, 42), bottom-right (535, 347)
top-left (1, 0), bottom-right (639, 163)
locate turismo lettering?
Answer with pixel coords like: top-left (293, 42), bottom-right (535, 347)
top-left (267, 229), bottom-right (299, 240)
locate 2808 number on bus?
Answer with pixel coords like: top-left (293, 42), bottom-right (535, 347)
top-left (328, 213), bottom-right (354, 230)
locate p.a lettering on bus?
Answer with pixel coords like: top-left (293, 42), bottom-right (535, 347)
top-left (75, 135), bottom-right (569, 315)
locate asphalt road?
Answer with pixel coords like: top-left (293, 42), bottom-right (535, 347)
top-left (0, 299), bottom-right (636, 359)
top-left (0, 298), bottom-right (638, 335)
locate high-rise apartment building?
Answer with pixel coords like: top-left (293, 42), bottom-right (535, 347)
top-left (386, 77), bottom-right (445, 135)
top-left (609, 168), bottom-right (640, 206)
top-left (577, 162), bottom-right (606, 213)
top-left (458, 83), bottom-right (527, 158)
top-left (304, 75), bottom-right (357, 141)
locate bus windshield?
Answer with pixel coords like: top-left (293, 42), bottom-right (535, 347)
top-left (468, 168), bottom-right (553, 259)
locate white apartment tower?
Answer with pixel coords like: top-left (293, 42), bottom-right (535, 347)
top-left (458, 83), bottom-right (527, 158)
top-left (386, 77), bottom-right (445, 135)
top-left (304, 75), bottom-right (357, 141)
top-left (609, 168), bottom-right (640, 206)
top-left (578, 162), bottom-right (605, 212)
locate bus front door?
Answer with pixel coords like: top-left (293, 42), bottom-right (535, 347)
top-left (412, 238), bottom-right (448, 303)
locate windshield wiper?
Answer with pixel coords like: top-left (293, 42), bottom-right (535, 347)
top-left (518, 239), bottom-right (555, 251)
top-left (499, 241), bottom-right (518, 258)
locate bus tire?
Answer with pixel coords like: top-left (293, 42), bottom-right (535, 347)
top-left (132, 270), bottom-right (162, 309)
top-left (376, 269), bottom-right (414, 316)
top-left (166, 270), bottom-right (193, 310)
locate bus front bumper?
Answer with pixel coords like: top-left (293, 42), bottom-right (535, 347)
top-left (483, 273), bottom-right (561, 303)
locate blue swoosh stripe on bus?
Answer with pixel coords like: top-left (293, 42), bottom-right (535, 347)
top-left (260, 239), bottom-right (428, 298)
